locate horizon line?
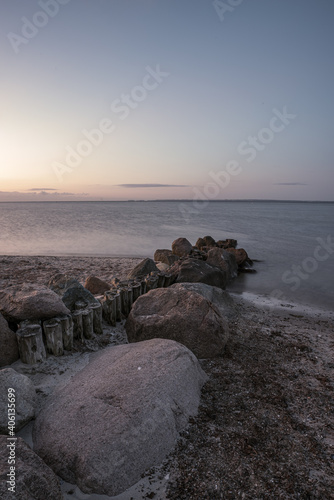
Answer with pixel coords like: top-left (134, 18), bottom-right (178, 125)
top-left (0, 199), bottom-right (333, 203)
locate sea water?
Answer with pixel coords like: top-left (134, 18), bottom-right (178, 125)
top-left (0, 200), bottom-right (333, 311)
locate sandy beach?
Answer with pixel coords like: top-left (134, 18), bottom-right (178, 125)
top-left (1, 255), bottom-right (334, 499)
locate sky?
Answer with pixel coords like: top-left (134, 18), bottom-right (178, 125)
top-left (1, 0), bottom-right (334, 202)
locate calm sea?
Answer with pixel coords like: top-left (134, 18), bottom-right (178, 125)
top-left (0, 201), bottom-right (333, 311)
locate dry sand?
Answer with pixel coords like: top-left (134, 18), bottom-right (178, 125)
top-left (1, 256), bottom-right (334, 499)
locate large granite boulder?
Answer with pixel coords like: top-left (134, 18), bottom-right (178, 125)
top-left (206, 247), bottom-right (238, 280)
top-left (195, 237), bottom-right (206, 250)
top-left (127, 258), bottom-right (159, 279)
top-left (171, 237), bottom-right (193, 257)
top-left (48, 274), bottom-right (99, 311)
top-left (156, 262), bottom-right (170, 272)
top-left (154, 249), bottom-right (179, 266)
top-left (202, 235), bottom-right (216, 247)
top-left (84, 275), bottom-right (111, 295)
top-left (33, 339), bottom-right (207, 496)
top-left (0, 285), bottom-right (70, 323)
top-left (0, 435), bottom-right (62, 500)
top-left (0, 314), bottom-right (19, 367)
top-left (0, 368), bottom-right (36, 433)
top-left (169, 258), bottom-right (228, 289)
top-left (225, 247), bottom-right (252, 267)
top-left (126, 287), bottom-right (229, 358)
top-left (169, 282), bottom-right (237, 320)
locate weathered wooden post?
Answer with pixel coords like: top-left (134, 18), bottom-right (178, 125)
top-left (16, 324), bottom-right (46, 364)
top-left (89, 302), bottom-right (103, 334)
top-left (102, 293), bottom-right (111, 323)
top-left (19, 319), bottom-right (41, 329)
top-left (157, 272), bottom-right (165, 288)
top-left (43, 319), bottom-right (64, 356)
top-left (120, 287), bottom-right (129, 317)
top-left (58, 314), bottom-right (73, 350)
top-left (146, 275), bottom-right (158, 292)
top-left (115, 292), bottom-right (121, 322)
top-left (140, 279), bottom-right (147, 295)
top-left (132, 282), bottom-right (141, 302)
top-left (72, 310), bottom-right (83, 341)
top-left (127, 287), bottom-right (133, 313)
top-left (75, 300), bottom-right (87, 310)
top-left (103, 291), bottom-right (116, 326)
top-left (81, 308), bottom-right (94, 339)
top-left (164, 274), bottom-right (172, 287)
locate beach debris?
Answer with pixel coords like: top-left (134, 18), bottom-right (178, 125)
top-left (0, 435), bottom-right (63, 500)
top-left (126, 287), bottom-right (229, 358)
top-left (0, 368), bottom-right (37, 433)
top-left (33, 339), bottom-right (207, 496)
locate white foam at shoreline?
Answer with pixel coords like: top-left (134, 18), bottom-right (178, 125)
top-left (230, 291), bottom-right (334, 320)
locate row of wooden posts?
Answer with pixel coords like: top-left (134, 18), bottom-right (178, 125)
top-left (15, 272), bottom-right (173, 364)
top-left (102, 272), bottom-right (173, 325)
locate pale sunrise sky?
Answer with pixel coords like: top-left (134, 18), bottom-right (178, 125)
top-left (1, 0), bottom-right (334, 201)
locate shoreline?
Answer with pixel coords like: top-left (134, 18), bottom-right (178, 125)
top-left (229, 290), bottom-right (334, 319)
top-left (1, 254), bottom-right (332, 316)
top-left (0, 253), bottom-right (149, 259)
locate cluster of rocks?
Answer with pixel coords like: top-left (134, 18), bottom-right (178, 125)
top-left (0, 235), bottom-right (254, 497)
top-left (1, 236), bottom-right (252, 367)
top-left (0, 277), bottom-right (103, 366)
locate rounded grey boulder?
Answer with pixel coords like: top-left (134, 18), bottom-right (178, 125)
top-left (169, 257), bottom-right (228, 290)
top-left (127, 257), bottom-right (159, 279)
top-left (0, 368), bottom-right (36, 433)
top-left (0, 435), bottom-right (62, 500)
top-left (126, 287), bottom-right (229, 358)
top-left (33, 338), bottom-right (207, 496)
top-left (171, 237), bottom-right (193, 257)
top-left (0, 314), bottom-right (19, 367)
top-left (0, 285), bottom-right (70, 323)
